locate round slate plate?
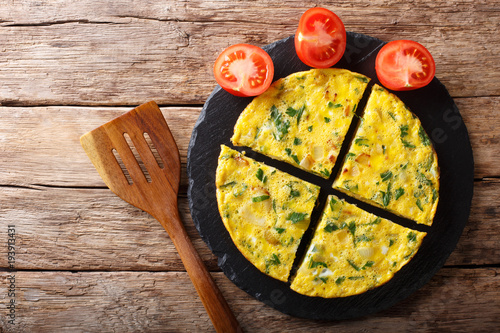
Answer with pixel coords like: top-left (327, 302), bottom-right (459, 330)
top-left (187, 33), bottom-right (474, 320)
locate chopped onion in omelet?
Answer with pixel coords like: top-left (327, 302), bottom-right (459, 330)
top-left (291, 195), bottom-right (426, 298)
top-left (216, 145), bottom-right (320, 282)
top-left (232, 68), bottom-right (370, 179)
top-left (334, 85), bottom-right (439, 225)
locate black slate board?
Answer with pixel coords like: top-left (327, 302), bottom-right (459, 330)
top-left (187, 33), bottom-right (474, 320)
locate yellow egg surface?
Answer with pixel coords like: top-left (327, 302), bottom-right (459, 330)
top-left (231, 68), bottom-right (370, 179)
top-left (290, 195), bottom-right (426, 298)
top-left (333, 85), bottom-right (439, 226)
top-left (216, 145), bottom-right (320, 282)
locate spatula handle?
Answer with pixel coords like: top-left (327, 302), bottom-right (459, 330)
top-left (158, 209), bottom-right (242, 333)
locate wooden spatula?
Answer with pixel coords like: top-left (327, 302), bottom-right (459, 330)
top-left (80, 101), bottom-right (241, 333)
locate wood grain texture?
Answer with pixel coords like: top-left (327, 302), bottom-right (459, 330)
top-left (0, 179), bottom-right (498, 271)
top-left (0, 97), bottom-right (498, 192)
top-left (0, 268), bottom-right (499, 332)
top-left (0, 106), bottom-right (198, 188)
top-left (0, 186), bottom-right (218, 271)
top-left (0, 0), bottom-right (498, 106)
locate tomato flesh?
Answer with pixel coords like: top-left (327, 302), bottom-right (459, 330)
top-left (375, 40), bottom-right (436, 91)
top-left (295, 7), bottom-right (346, 68)
top-left (213, 44), bottom-right (274, 97)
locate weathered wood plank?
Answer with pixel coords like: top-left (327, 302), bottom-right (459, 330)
top-left (0, 0), bottom-right (498, 105)
top-left (0, 106), bottom-right (199, 189)
top-left (1, 0), bottom-right (497, 27)
top-left (459, 97), bottom-right (500, 179)
top-left (0, 179), bottom-right (498, 271)
top-left (446, 178), bottom-right (500, 266)
top-left (0, 97), bottom-right (498, 190)
top-left (0, 268), bottom-right (498, 332)
top-left (0, 186), bottom-right (218, 271)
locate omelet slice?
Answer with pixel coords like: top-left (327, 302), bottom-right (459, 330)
top-left (334, 85), bottom-right (439, 226)
top-left (216, 145), bottom-right (320, 282)
top-left (290, 195), bottom-right (426, 298)
top-left (231, 68), bottom-right (370, 179)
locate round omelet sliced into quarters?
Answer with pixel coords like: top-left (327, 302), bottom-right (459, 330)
top-left (231, 68), bottom-right (370, 179)
top-left (333, 84), bottom-right (439, 226)
top-left (290, 195), bottom-right (426, 298)
top-left (216, 145), bottom-right (320, 282)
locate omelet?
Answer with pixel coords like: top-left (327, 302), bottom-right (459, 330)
top-left (216, 145), bottom-right (320, 282)
top-left (231, 68), bottom-right (370, 179)
top-left (333, 85), bottom-right (439, 225)
top-left (290, 195), bottom-right (426, 298)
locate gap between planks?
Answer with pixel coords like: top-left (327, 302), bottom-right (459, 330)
top-left (2, 95), bottom-right (499, 109)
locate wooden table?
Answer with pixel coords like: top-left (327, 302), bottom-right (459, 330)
top-left (1, 1), bottom-right (499, 331)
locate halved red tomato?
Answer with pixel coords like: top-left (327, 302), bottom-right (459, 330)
top-left (294, 7), bottom-right (346, 68)
top-left (213, 44), bottom-right (274, 97)
top-left (375, 40), bottom-right (436, 91)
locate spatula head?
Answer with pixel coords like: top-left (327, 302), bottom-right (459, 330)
top-left (80, 101), bottom-right (181, 218)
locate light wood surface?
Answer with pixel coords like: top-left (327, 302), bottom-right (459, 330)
top-left (0, 268), bottom-right (499, 332)
top-left (0, 0), bottom-right (499, 332)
